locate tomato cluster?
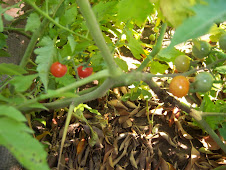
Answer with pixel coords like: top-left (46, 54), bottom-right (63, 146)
top-left (50, 62), bottom-right (93, 79)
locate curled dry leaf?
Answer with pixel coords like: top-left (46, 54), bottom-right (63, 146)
top-left (118, 115), bottom-right (130, 124)
top-left (77, 138), bottom-right (86, 154)
top-left (125, 101), bottom-right (137, 109)
top-left (185, 142), bottom-right (200, 170)
top-left (200, 135), bottom-right (220, 150)
top-left (129, 150), bottom-right (138, 169)
top-left (174, 118), bottom-right (193, 140)
top-left (135, 107), bottom-right (147, 117)
top-left (159, 132), bottom-right (177, 147)
top-left (113, 88), bottom-right (121, 99)
top-left (108, 99), bottom-right (128, 110)
top-left (122, 119), bottom-right (133, 128)
top-left (119, 86), bottom-right (128, 94)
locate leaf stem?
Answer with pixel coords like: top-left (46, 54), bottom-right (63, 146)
top-left (137, 23), bottom-right (167, 71)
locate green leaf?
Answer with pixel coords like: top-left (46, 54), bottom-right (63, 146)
top-left (67, 35), bottom-right (77, 53)
top-left (0, 63), bottom-right (27, 76)
top-left (25, 13), bottom-right (41, 32)
top-left (35, 36), bottom-right (56, 91)
top-left (150, 61), bottom-right (169, 74)
top-left (169, 0), bottom-right (226, 48)
top-left (118, 0), bottom-right (154, 26)
top-left (3, 13), bottom-right (14, 21)
top-left (114, 57), bottom-right (128, 72)
top-left (126, 31), bottom-right (145, 59)
top-left (0, 105), bottom-right (26, 122)
top-left (93, 1), bottom-right (118, 22)
top-left (0, 117), bottom-right (49, 170)
top-left (0, 6), bottom-right (3, 32)
top-left (200, 95), bottom-right (225, 130)
top-left (160, 0), bottom-right (193, 27)
top-left (9, 74), bottom-right (38, 93)
top-left (157, 47), bottom-right (184, 61)
top-left (215, 65), bottom-right (226, 74)
top-left (26, 102), bottom-right (48, 110)
top-left (219, 122), bottom-right (226, 140)
top-left (0, 33), bottom-right (7, 49)
top-left (0, 49), bottom-right (10, 57)
top-left (60, 5), bottom-right (77, 26)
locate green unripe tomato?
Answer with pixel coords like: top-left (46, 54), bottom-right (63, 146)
top-left (149, 34), bottom-right (155, 41)
top-left (219, 34), bottom-right (226, 51)
top-left (192, 41), bottom-right (211, 59)
top-left (174, 55), bottom-right (190, 72)
top-left (194, 72), bottom-right (213, 93)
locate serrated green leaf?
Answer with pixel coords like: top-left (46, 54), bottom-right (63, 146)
top-left (9, 74), bottom-right (38, 93)
top-left (169, 0), bottom-right (226, 48)
top-left (114, 57), bottom-right (128, 72)
top-left (150, 61), bottom-right (169, 74)
top-left (35, 36), bottom-right (56, 91)
top-left (0, 105), bottom-right (26, 122)
top-left (25, 13), bottom-right (41, 32)
top-left (0, 117), bottom-right (49, 170)
top-left (0, 63), bottom-right (27, 75)
top-left (118, 0), bottom-right (154, 26)
top-left (60, 5), bottom-right (77, 26)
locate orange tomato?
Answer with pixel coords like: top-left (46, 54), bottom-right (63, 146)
top-left (169, 76), bottom-right (189, 98)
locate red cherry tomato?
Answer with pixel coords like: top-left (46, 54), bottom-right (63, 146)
top-left (50, 62), bottom-right (67, 77)
top-left (77, 66), bottom-right (93, 78)
top-left (169, 76), bottom-right (190, 98)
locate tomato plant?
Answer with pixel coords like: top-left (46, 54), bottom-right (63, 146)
top-left (193, 72), bottom-right (213, 93)
top-left (169, 76), bottom-right (190, 98)
top-left (192, 40), bottom-right (211, 59)
top-left (219, 34), bottom-right (226, 51)
top-left (174, 55), bottom-right (190, 72)
top-left (50, 62), bottom-right (67, 78)
top-left (77, 65), bottom-right (93, 78)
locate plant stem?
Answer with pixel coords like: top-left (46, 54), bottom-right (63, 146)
top-left (190, 109), bottom-right (226, 153)
top-left (20, 0), bottom-right (65, 68)
top-left (19, 18), bottom-right (49, 68)
top-left (137, 23), bottom-right (167, 71)
top-left (44, 78), bottom-right (114, 110)
top-left (76, 0), bottom-right (121, 77)
top-left (3, 27), bottom-right (31, 38)
top-left (23, 0), bottom-right (91, 41)
top-left (16, 69), bottom-right (109, 110)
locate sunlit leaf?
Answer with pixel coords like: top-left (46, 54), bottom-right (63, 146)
top-left (169, 0), bottom-right (226, 48)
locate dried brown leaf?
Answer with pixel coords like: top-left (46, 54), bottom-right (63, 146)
top-left (174, 118), bottom-right (193, 140)
top-left (129, 150), bottom-right (138, 169)
top-left (125, 101), bottom-right (137, 109)
top-left (108, 99), bottom-right (128, 110)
